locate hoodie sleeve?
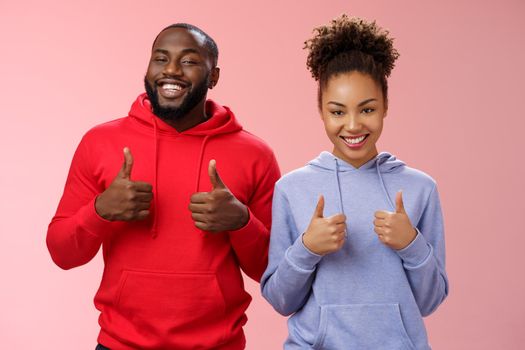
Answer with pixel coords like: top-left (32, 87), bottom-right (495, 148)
top-left (260, 185), bottom-right (323, 316)
top-left (395, 184), bottom-right (449, 316)
top-left (46, 137), bottom-right (113, 270)
top-left (228, 152), bottom-right (281, 282)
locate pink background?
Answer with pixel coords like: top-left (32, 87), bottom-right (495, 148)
top-left (1, 0), bottom-right (524, 348)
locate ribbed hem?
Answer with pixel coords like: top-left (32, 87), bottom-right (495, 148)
top-left (396, 229), bottom-right (433, 268)
top-left (285, 234), bottom-right (323, 271)
top-left (98, 327), bottom-right (245, 350)
top-left (228, 207), bottom-right (267, 248)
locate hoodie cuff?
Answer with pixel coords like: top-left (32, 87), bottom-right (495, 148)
top-left (228, 208), bottom-right (267, 247)
top-left (76, 196), bottom-right (115, 239)
top-left (396, 228), bottom-right (433, 269)
top-left (285, 234), bottom-right (323, 271)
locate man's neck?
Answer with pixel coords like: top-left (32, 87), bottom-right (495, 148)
top-left (161, 100), bottom-right (208, 132)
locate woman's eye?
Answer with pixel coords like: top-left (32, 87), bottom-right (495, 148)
top-left (331, 110), bottom-right (344, 116)
top-left (362, 108), bottom-right (375, 114)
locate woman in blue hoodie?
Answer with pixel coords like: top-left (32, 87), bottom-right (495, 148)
top-left (261, 15), bottom-right (448, 350)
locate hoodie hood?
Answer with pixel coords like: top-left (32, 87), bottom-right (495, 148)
top-left (127, 93), bottom-right (243, 238)
top-left (308, 151), bottom-right (406, 215)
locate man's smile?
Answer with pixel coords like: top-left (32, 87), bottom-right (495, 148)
top-left (156, 79), bottom-right (189, 99)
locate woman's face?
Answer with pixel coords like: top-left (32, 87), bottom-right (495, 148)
top-left (320, 71), bottom-right (387, 168)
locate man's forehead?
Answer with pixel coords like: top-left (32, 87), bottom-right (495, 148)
top-left (153, 27), bottom-right (207, 50)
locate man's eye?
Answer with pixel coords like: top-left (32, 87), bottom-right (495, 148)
top-left (154, 57), bottom-right (167, 62)
top-left (182, 59), bottom-right (197, 64)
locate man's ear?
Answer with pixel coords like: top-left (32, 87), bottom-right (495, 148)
top-left (209, 67), bottom-right (220, 89)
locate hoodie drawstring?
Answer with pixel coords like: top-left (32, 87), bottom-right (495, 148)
top-left (334, 158), bottom-right (348, 237)
top-left (151, 116), bottom-right (159, 238)
top-left (333, 159), bottom-right (345, 214)
top-left (194, 135), bottom-right (211, 192)
top-left (332, 155), bottom-right (395, 213)
top-left (375, 158), bottom-right (395, 211)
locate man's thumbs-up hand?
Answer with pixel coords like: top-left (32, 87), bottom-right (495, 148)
top-left (373, 190), bottom-right (417, 250)
top-left (302, 195), bottom-right (347, 256)
top-left (95, 147), bottom-right (153, 221)
top-left (189, 160), bottom-right (248, 232)
top-left (208, 159), bottom-right (226, 190)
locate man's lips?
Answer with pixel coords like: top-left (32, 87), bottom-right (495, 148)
top-left (156, 79), bottom-right (189, 99)
top-left (340, 134), bottom-right (369, 148)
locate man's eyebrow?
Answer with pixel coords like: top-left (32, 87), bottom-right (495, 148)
top-left (153, 48), bottom-right (202, 55)
top-left (180, 48), bottom-right (201, 55)
top-left (153, 48), bottom-right (170, 55)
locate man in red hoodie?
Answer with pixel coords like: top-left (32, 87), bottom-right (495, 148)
top-left (47, 23), bottom-right (280, 350)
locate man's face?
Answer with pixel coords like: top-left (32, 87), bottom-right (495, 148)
top-left (145, 27), bottom-right (218, 121)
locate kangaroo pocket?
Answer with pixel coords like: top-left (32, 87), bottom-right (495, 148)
top-left (312, 303), bottom-right (416, 350)
top-left (114, 269), bottom-right (227, 341)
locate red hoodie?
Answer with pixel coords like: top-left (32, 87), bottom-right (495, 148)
top-left (46, 93), bottom-right (280, 349)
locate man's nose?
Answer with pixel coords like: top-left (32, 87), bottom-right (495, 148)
top-left (163, 61), bottom-right (182, 76)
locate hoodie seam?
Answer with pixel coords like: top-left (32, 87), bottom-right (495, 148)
top-left (277, 186), bottom-right (302, 243)
top-left (245, 152), bottom-right (278, 204)
top-left (414, 184), bottom-right (437, 229)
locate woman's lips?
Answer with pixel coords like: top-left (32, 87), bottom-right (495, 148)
top-left (341, 134), bottom-right (368, 148)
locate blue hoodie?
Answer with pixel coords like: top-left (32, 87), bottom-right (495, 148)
top-left (261, 151), bottom-right (448, 350)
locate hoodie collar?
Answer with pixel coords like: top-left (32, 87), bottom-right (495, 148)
top-left (128, 93), bottom-right (243, 136)
top-left (308, 151), bottom-right (405, 173)
top-left (309, 151), bottom-right (406, 213)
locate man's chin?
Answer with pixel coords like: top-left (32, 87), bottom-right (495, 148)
top-left (157, 101), bottom-right (182, 110)
top-left (152, 106), bottom-right (180, 119)
top-left (155, 92), bottom-right (184, 107)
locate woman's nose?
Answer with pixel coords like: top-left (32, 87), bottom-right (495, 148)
top-left (346, 114), bottom-right (360, 132)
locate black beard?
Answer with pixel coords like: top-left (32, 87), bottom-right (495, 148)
top-left (144, 74), bottom-right (210, 122)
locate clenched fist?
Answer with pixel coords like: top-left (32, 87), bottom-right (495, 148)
top-left (95, 147), bottom-right (153, 221)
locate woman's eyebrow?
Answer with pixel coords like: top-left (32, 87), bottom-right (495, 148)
top-left (327, 101), bottom-right (346, 107)
top-left (358, 98), bottom-right (377, 107)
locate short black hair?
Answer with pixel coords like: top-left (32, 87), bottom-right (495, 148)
top-left (304, 14), bottom-right (399, 109)
top-left (153, 23), bottom-right (219, 67)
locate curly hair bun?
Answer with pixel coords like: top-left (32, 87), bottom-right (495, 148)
top-left (305, 14), bottom-right (399, 81)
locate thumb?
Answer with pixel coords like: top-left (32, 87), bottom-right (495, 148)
top-left (395, 190), bottom-right (406, 214)
top-left (119, 147), bottom-right (133, 180)
top-left (208, 159), bottom-right (225, 189)
top-left (313, 195), bottom-right (325, 218)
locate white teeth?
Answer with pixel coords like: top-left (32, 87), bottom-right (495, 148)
top-left (344, 135), bottom-right (366, 144)
top-left (162, 83), bottom-right (182, 91)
